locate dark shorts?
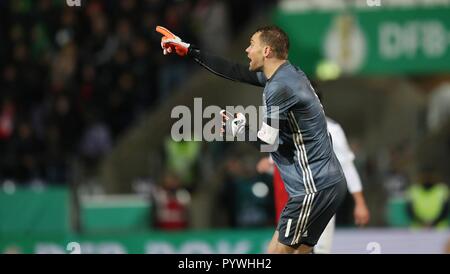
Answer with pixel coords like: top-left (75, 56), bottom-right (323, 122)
top-left (276, 179), bottom-right (347, 247)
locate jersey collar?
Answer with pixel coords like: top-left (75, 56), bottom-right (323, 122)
top-left (267, 60), bottom-right (290, 82)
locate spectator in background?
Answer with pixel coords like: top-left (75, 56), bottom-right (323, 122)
top-left (383, 144), bottom-right (411, 200)
top-left (79, 109), bottom-right (112, 181)
top-left (47, 93), bottom-right (83, 152)
top-left (163, 136), bottom-right (201, 191)
top-left (193, 0), bottom-right (231, 55)
top-left (151, 171), bottom-right (191, 231)
top-left (106, 72), bottom-right (136, 139)
top-left (10, 120), bottom-right (44, 185)
top-left (82, 11), bottom-right (117, 67)
top-left (51, 43), bottom-right (78, 92)
top-left (130, 36), bottom-right (158, 115)
top-left (0, 97), bottom-right (15, 142)
top-left (426, 78), bottom-right (450, 133)
top-left (406, 168), bottom-right (449, 229)
top-left (43, 124), bottom-right (69, 185)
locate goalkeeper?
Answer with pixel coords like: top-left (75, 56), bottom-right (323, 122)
top-left (157, 25), bottom-right (347, 254)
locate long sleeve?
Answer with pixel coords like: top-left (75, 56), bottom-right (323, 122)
top-left (340, 161), bottom-right (363, 193)
top-left (188, 46), bottom-right (266, 87)
top-left (327, 118), bottom-right (363, 193)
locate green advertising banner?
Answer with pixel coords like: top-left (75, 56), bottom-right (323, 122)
top-left (274, 7), bottom-right (450, 76)
top-left (0, 229), bottom-right (273, 254)
top-left (0, 186), bottom-right (153, 235)
top-left (0, 186), bottom-right (70, 235)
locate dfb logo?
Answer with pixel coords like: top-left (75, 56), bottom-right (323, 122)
top-left (66, 0), bottom-right (81, 7)
top-left (367, 0), bottom-right (381, 7)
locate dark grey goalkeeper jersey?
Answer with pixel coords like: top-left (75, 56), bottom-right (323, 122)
top-left (261, 62), bottom-right (345, 196)
top-left (189, 49), bottom-right (346, 197)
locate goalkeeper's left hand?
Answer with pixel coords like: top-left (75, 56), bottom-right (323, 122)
top-left (155, 26), bottom-right (190, 56)
top-left (220, 110), bottom-right (246, 138)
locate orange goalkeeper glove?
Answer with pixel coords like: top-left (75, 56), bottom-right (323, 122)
top-left (155, 26), bottom-right (190, 57)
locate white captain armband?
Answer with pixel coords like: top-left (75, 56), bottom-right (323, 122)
top-left (257, 122), bottom-right (279, 145)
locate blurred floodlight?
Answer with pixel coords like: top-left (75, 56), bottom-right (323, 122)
top-left (316, 60), bottom-right (341, 81)
top-left (252, 182), bottom-right (269, 198)
top-left (2, 180), bottom-right (16, 194)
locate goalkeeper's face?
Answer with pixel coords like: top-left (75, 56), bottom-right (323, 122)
top-left (246, 32), bottom-right (265, 72)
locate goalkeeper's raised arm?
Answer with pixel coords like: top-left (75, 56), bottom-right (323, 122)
top-left (156, 26), bottom-right (266, 87)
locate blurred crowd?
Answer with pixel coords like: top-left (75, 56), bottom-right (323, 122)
top-left (0, 0), bottom-right (274, 186)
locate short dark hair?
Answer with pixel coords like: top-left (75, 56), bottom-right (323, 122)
top-left (255, 26), bottom-right (289, 59)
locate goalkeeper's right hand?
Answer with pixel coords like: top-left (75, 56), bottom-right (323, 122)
top-left (220, 110), bottom-right (246, 138)
top-left (156, 26), bottom-right (190, 57)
